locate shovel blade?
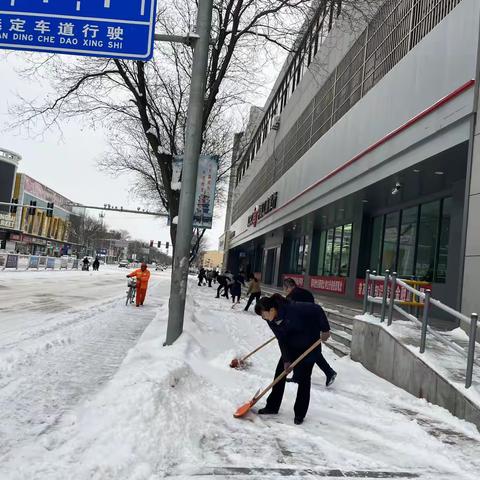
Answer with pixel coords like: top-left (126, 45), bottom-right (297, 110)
top-left (230, 358), bottom-right (244, 369)
top-left (233, 400), bottom-right (254, 418)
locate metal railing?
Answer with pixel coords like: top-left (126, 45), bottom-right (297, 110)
top-left (0, 253), bottom-right (79, 271)
top-left (362, 269), bottom-right (478, 389)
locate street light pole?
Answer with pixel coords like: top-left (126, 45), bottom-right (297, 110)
top-left (165, 0), bottom-right (213, 345)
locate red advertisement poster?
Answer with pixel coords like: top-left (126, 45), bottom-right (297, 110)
top-left (310, 276), bottom-right (346, 294)
top-left (355, 279), bottom-right (431, 300)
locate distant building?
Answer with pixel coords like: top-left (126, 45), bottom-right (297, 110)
top-left (199, 250), bottom-right (223, 270)
top-left (0, 148), bottom-right (81, 255)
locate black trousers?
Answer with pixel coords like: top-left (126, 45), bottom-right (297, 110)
top-left (316, 350), bottom-right (335, 378)
top-left (265, 357), bottom-right (315, 420)
top-left (207, 278), bottom-right (212, 287)
top-left (244, 292), bottom-right (261, 311)
top-left (216, 283), bottom-right (228, 298)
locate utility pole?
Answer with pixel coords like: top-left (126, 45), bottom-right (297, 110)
top-left (165, 0), bottom-right (213, 345)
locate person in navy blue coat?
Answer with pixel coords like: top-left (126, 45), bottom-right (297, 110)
top-left (254, 294), bottom-right (332, 424)
top-left (283, 277), bottom-right (337, 386)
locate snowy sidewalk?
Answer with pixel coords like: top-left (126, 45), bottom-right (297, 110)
top-left (1, 276), bottom-right (479, 479)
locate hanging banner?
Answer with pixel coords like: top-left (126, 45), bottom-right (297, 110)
top-left (171, 154), bottom-right (219, 229)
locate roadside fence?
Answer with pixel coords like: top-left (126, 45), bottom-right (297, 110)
top-left (0, 253), bottom-right (79, 271)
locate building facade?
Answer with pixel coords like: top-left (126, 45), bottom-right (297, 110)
top-left (199, 250), bottom-right (224, 270)
top-left (223, 0), bottom-right (479, 320)
top-left (0, 151), bottom-right (81, 255)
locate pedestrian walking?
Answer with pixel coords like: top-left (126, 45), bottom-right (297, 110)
top-left (283, 278), bottom-right (337, 386)
top-left (198, 267), bottom-right (206, 286)
top-left (230, 272), bottom-right (245, 304)
top-left (244, 274), bottom-right (261, 311)
top-left (92, 256), bottom-right (100, 271)
top-left (254, 294), bottom-right (332, 424)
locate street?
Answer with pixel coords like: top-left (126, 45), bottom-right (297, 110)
top-left (0, 270), bottom-right (479, 479)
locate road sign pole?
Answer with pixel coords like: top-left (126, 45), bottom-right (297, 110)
top-left (165, 0), bottom-right (213, 345)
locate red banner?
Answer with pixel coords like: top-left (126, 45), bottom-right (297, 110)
top-left (282, 274), bottom-right (304, 287)
top-left (355, 279), bottom-right (431, 300)
top-left (310, 276), bottom-right (346, 294)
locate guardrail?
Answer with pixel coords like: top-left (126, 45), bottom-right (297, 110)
top-left (362, 269), bottom-right (478, 389)
top-left (0, 253), bottom-right (79, 271)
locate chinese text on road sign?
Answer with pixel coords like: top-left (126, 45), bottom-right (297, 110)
top-left (0, 0), bottom-right (158, 60)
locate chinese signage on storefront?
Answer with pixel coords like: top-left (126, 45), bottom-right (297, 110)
top-left (310, 276), bottom-right (346, 294)
top-left (247, 192), bottom-right (278, 227)
top-left (354, 279), bottom-right (432, 300)
top-left (23, 175), bottom-right (73, 212)
top-left (0, 0), bottom-right (157, 60)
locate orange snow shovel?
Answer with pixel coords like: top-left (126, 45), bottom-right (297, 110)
top-left (233, 337), bottom-right (323, 418)
top-left (230, 336), bottom-right (276, 369)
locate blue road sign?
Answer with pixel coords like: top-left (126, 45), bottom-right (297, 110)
top-left (0, 0), bottom-right (158, 60)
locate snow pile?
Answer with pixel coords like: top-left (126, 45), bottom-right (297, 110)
top-left (1, 276), bottom-right (480, 479)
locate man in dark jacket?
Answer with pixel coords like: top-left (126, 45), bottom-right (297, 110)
top-left (215, 273), bottom-right (229, 299)
top-left (283, 277), bottom-right (314, 303)
top-left (254, 295), bottom-right (331, 424)
top-left (283, 278), bottom-right (337, 387)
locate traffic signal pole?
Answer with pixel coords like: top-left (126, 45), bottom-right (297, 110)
top-left (165, 0), bottom-right (213, 345)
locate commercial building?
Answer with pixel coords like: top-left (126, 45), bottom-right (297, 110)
top-left (223, 0), bottom-right (480, 320)
top-left (199, 250), bottom-right (223, 270)
top-left (0, 148), bottom-right (81, 255)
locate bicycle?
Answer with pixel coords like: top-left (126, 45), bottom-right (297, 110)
top-left (126, 277), bottom-right (137, 306)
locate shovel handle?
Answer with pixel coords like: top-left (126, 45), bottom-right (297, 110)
top-left (241, 336), bottom-right (276, 362)
top-left (252, 337), bottom-right (323, 404)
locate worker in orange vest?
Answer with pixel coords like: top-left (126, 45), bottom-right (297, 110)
top-left (127, 262), bottom-right (151, 307)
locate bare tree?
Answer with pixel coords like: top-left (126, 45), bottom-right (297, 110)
top-left (8, 0), bottom-right (379, 248)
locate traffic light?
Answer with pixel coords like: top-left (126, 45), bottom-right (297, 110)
top-left (9, 198), bottom-right (18, 214)
top-left (149, 240), bottom-right (154, 248)
top-left (166, 242), bottom-right (170, 250)
top-left (28, 200), bottom-right (37, 216)
top-left (157, 241), bottom-right (162, 248)
top-left (46, 202), bottom-right (54, 218)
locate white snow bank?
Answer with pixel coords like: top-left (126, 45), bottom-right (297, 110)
top-left (2, 277), bottom-right (480, 479)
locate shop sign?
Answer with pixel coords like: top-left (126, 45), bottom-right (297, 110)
top-left (5, 254), bottom-right (18, 269)
top-left (247, 192), bottom-right (278, 227)
top-left (0, 213), bottom-right (15, 229)
top-left (23, 175), bottom-right (73, 212)
top-left (310, 276), bottom-right (346, 294)
top-left (355, 279), bottom-right (432, 300)
top-left (282, 273), bottom-right (304, 287)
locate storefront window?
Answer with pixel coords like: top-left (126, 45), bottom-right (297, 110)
top-left (435, 198), bottom-right (451, 283)
top-left (397, 206), bottom-right (418, 277)
top-left (370, 216), bottom-right (384, 273)
top-left (340, 224), bottom-right (352, 276)
top-left (315, 223), bottom-right (352, 277)
top-left (370, 198), bottom-right (450, 283)
top-left (316, 230), bottom-right (327, 276)
top-left (416, 201), bottom-right (440, 281)
top-left (324, 228), bottom-right (334, 275)
top-left (382, 212), bottom-right (400, 273)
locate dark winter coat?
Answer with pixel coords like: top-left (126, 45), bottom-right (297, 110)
top-left (286, 286), bottom-right (315, 303)
top-left (266, 302), bottom-right (330, 364)
top-left (230, 274), bottom-right (245, 296)
top-left (217, 275), bottom-right (227, 286)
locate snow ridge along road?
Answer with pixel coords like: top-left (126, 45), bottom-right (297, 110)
top-left (0, 268), bottom-right (162, 462)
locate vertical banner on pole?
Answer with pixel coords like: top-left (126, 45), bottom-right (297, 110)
top-left (193, 154), bottom-right (219, 229)
top-left (170, 154), bottom-right (219, 229)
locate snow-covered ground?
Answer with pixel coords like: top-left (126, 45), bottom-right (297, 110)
top-left (0, 270), bottom-right (479, 479)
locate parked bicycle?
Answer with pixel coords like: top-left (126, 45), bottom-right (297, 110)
top-left (126, 277), bottom-right (137, 306)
